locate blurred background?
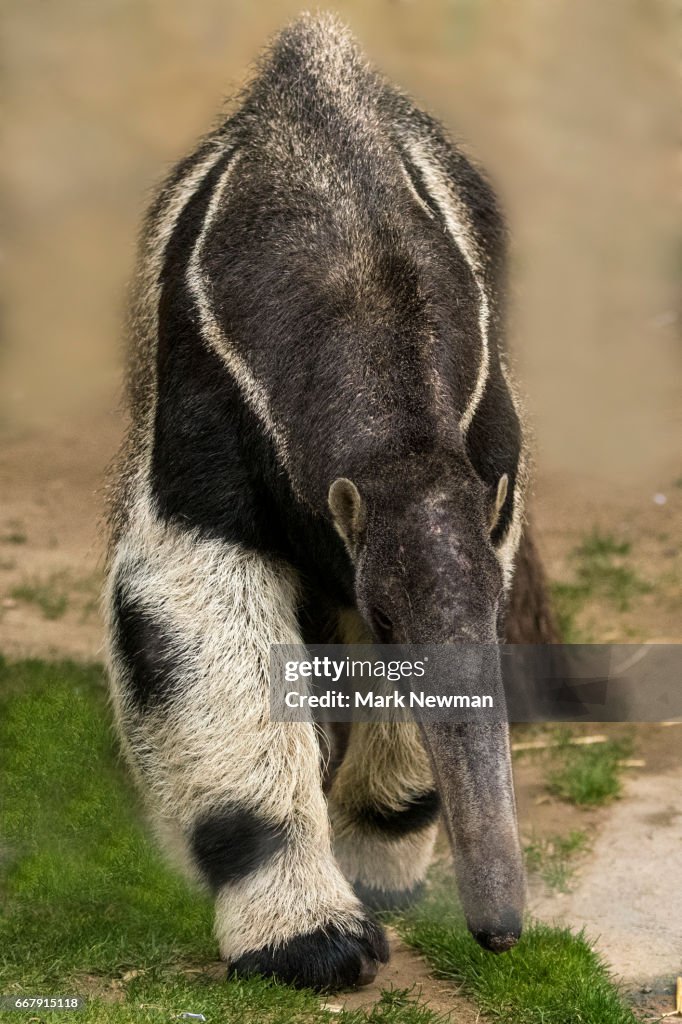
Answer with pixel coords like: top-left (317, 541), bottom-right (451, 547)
top-left (1, 0), bottom-right (680, 657)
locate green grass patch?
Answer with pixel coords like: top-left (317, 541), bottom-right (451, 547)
top-left (0, 656), bottom-right (637, 1024)
top-left (10, 573), bottom-right (71, 619)
top-left (546, 730), bottom-right (634, 806)
top-left (0, 530), bottom-right (27, 545)
top-left (524, 830), bottom-right (588, 891)
top-left (571, 532), bottom-right (649, 611)
top-left (0, 524), bottom-right (27, 548)
top-left (0, 657), bottom-right (449, 1024)
top-left (550, 581), bottom-right (589, 643)
top-left (400, 889), bottom-right (637, 1024)
top-left (0, 981), bottom-right (446, 1024)
top-left (0, 657), bottom-right (215, 986)
top-left (551, 529), bottom-right (651, 641)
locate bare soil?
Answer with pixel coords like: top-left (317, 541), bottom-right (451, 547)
top-left (336, 928), bottom-right (480, 1020)
top-left (0, 416), bottom-right (119, 662)
top-left (517, 730), bottom-right (682, 988)
top-left (2, 414), bottom-right (680, 656)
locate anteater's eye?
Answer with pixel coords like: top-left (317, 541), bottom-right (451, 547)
top-left (371, 608), bottom-right (393, 642)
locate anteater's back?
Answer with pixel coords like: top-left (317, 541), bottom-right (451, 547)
top-left (114, 13), bottom-right (521, 581)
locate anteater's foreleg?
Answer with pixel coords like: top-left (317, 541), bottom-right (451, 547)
top-left (104, 513), bottom-right (387, 989)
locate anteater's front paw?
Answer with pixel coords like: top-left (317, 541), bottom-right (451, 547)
top-left (229, 917), bottom-right (389, 991)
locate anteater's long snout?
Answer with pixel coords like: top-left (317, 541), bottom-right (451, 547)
top-left (419, 719), bottom-right (525, 953)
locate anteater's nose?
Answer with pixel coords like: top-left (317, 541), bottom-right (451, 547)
top-left (471, 910), bottom-right (522, 954)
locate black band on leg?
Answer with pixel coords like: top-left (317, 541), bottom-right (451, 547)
top-left (191, 804), bottom-right (286, 891)
top-left (354, 790), bottom-right (440, 837)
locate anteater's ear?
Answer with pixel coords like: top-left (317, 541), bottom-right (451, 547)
top-left (489, 473), bottom-right (509, 534)
top-left (328, 478), bottom-right (366, 553)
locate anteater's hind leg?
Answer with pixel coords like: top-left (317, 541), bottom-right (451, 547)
top-left (104, 512), bottom-right (387, 990)
top-left (326, 612), bottom-right (438, 910)
top-left (329, 722), bottom-right (439, 910)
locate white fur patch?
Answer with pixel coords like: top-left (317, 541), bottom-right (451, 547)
top-left (104, 498), bottom-right (364, 958)
top-left (329, 613), bottom-right (437, 893)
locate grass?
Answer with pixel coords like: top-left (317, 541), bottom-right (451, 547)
top-left (0, 532), bottom-right (26, 548)
top-left (399, 888), bottom-right (637, 1024)
top-left (8, 570), bottom-right (101, 623)
top-left (1, 520), bottom-right (27, 545)
top-left (571, 533), bottom-right (649, 611)
top-left (0, 656), bottom-right (448, 1024)
top-left (0, 658), bottom-right (214, 985)
top-left (524, 830), bottom-right (589, 891)
top-left (551, 529), bottom-right (650, 641)
top-left (0, 656), bottom-right (637, 1024)
top-left (546, 729), bottom-right (634, 806)
top-left (10, 573), bottom-right (70, 619)
top-left (0, 983), bottom-right (445, 1024)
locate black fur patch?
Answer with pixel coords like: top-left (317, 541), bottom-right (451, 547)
top-left (229, 917), bottom-right (389, 991)
top-left (113, 581), bottom-right (179, 712)
top-left (152, 148), bottom-right (275, 550)
top-left (354, 880), bottom-right (425, 913)
top-left (191, 805), bottom-right (286, 891)
top-left (355, 790), bottom-right (440, 837)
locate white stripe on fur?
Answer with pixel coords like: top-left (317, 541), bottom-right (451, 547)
top-left (494, 359), bottom-right (528, 589)
top-left (403, 138), bottom-right (490, 437)
top-left (126, 139), bottom-right (230, 503)
top-left (401, 140), bottom-right (527, 587)
top-left (137, 146), bottom-right (227, 345)
top-left (186, 152), bottom-right (291, 467)
top-left (400, 164), bottom-right (436, 221)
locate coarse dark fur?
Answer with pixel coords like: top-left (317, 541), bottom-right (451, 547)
top-left (104, 14), bottom-right (560, 992)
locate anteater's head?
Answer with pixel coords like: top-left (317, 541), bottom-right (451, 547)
top-left (328, 455), bottom-right (524, 954)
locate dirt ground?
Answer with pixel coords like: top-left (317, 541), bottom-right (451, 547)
top-left (1, 413), bottom-right (680, 659)
top-left (530, 767), bottom-right (682, 991)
